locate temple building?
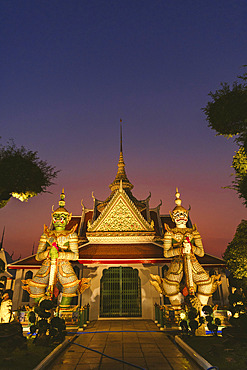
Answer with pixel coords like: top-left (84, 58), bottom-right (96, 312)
top-left (0, 231), bottom-right (15, 292)
top-left (8, 130), bottom-right (228, 319)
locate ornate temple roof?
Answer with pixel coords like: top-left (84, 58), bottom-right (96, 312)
top-left (7, 125), bottom-right (226, 269)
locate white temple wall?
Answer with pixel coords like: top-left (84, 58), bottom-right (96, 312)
top-left (82, 265), bottom-right (102, 320)
top-left (219, 270), bottom-right (229, 305)
top-left (12, 268), bottom-right (38, 310)
top-left (12, 269), bottom-right (24, 310)
top-left (139, 264), bottom-right (160, 320)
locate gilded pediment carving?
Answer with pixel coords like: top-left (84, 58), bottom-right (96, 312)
top-left (88, 190), bottom-right (153, 233)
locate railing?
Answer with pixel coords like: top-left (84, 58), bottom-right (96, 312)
top-left (154, 303), bottom-right (180, 330)
top-left (78, 304), bottom-right (90, 329)
top-left (154, 303), bottom-right (165, 330)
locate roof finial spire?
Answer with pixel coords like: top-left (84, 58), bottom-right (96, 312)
top-left (0, 226), bottom-right (5, 250)
top-left (120, 118), bottom-right (123, 154)
top-left (109, 119), bottom-right (133, 192)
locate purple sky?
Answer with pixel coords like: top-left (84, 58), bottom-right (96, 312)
top-left (0, 1), bottom-right (246, 259)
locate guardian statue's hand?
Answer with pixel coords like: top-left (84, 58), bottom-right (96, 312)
top-left (49, 243), bottom-right (59, 260)
top-left (183, 241), bottom-right (191, 254)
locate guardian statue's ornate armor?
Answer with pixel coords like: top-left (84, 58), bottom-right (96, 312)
top-left (22, 190), bottom-right (89, 308)
top-left (150, 189), bottom-right (220, 309)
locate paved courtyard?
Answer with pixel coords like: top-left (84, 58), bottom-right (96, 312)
top-left (50, 320), bottom-right (201, 370)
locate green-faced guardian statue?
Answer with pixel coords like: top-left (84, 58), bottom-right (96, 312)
top-left (22, 190), bottom-right (90, 308)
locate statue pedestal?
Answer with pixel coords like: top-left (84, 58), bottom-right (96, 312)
top-left (164, 307), bottom-right (181, 328)
top-left (59, 307), bottom-right (79, 329)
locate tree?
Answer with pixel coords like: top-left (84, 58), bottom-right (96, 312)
top-left (224, 220), bottom-right (247, 325)
top-left (0, 141), bottom-right (58, 208)
top-left (202, 68), bottom-right (247, 206)
top-left (222, 221), bottom-right (247, 340)
top-left (223, 221), bottom-right (247, 341)
top-left (223, 220), bottom-right (247, 281)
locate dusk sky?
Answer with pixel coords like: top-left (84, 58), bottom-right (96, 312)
top-left (1, 1), bottom-right (247, 259)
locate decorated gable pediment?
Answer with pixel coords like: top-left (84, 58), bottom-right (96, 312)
top-left (88, 189), bottom-right (153, 233)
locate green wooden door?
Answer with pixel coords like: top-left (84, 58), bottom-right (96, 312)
top-left (100, 267), bottom-right (142, 317)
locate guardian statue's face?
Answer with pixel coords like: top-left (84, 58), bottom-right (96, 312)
top-left (172, 210), bottom-right (188, 227)
top-left (52, 212), bottom-right (69, 231)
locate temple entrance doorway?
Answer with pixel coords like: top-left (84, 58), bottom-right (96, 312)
top-left (100, 266), bottom-right (142, 317)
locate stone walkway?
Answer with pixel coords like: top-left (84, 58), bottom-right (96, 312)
top-left (50, 320), bottom-right (201, 370)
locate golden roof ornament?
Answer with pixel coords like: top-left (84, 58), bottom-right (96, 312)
top-left (119, 179), bottom-right (123, 192)
top-left (109, 120), bottom-right (134, 192)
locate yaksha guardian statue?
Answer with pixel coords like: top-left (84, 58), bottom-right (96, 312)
top-left (150, 188), bottom-right (221, 309)
top-left (22, 190), bottom-right (90, 308)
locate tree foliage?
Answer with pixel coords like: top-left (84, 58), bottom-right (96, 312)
top-left (0, 141), bottom-right (58, 208)
top-left (203, 68), bottom-right (247, 205)
top-left (231, 147), bottom-right (247, 206)
top-left (30, 299), bottom-right (66, 346)
top-left (203, 81), bottom-right (247, 137)
top-left (224, 220), bottom-right (247, 280)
